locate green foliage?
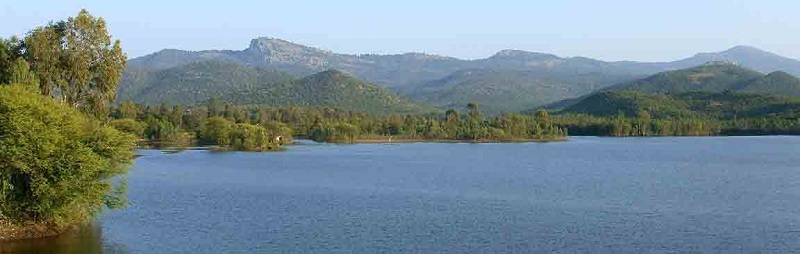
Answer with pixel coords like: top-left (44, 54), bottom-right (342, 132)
top-left (117, 101), bottom-right (565, 144)
top-left (6, 58), bottom-right (39, 90)
top-left (0, 84), bottom-right (135, 226)
top-left (117, 100), bottom-right (138, 119)
top-left (0, 37), bottom-right (23, 85)
top-left (109, 118), bottom-right (146, 137)
top-left (195, 117), bottom-right (287, 151)
top-left (23, 9), bottom-right (126, 117)
top-left (228, 123), bottom-right (282, 151)
top-left (143, 119), bottom-right (192, 148)
top-left (309, 122), bottom-right (360, 142)
top-left (552, 113), bottom-right (722, 137)
top-left (198, 117), bottom-right (232, 146)
top-left (261, 122), bottom-right (293, 144)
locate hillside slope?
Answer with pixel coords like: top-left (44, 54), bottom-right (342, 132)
top-left (222, 70), bottom-right (433, 115)
top-left (118, 61), bottom-right (295, 105)
top-left (738, 71), bottom-right (800, 97)
top-left (562, 90), bottom-right (800, 119)
top-left (608, 63), bottom-right (764, 94)
top-left (404, 68), bottom-right (636, 114)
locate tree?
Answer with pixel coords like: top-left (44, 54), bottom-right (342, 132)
top-left (207, 98), bottom-right (224, 117)
top-left (229, 123), bottom-right (268, 151)
top-left (333, 123), bottom-right (360, 142)
top-left (0, 36), bottom-right (23, 84)
top-left (109, 118), bottom-right (146, 137)
top-left (199, 117), bottom-right (232, 146)
top-left (23, 9), bottom-right (126, 117)
top-left (118, 100), bottom-right (138, 119)
top-left (467, 102), bottom-right (482, 122)
top-left (6, 58), bottom-right (39, 89)
top-left (444, 109), bottom-right (460, 138)
top-left (535, 110), bottom-right (550, 124)
top-left (262, 122), bottom-right (293, 144)
top-left (0, 84), bottom-right (135, 227)
top-left (637, 110), bottom-right (652, 136)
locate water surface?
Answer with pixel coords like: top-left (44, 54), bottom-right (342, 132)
top-left (5, 137), bottom-right (800, 253)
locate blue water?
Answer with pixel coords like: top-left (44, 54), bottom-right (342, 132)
top-left (6, 137), bottom-right (800, 253)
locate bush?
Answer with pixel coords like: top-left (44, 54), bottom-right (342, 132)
top-left (198, 117), bottom-right (232, 146)
top-left (229, 123), bottom-right (271, 151)
top-left (144, 119), bottom-right (193, 147)
top-left (198, 117), bottom-right (286, 151)
top-left (0, 84), bottom-right (135, 227)
top-left (109, 118), bottom-right (147, 137)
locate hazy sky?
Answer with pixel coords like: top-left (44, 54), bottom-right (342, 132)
top-left (2, 0), bottom-right (799, 61)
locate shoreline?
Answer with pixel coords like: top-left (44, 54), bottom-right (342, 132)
top-left (0, 220), bottom-right (71, 242)
top-left (322, 136), bottom-right (568, 144)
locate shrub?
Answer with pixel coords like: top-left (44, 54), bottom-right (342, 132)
top-left (0, 84), bottom-right (135, 227)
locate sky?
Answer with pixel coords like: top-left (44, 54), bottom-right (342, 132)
top-left (2, 0), bottom-right (799, 61)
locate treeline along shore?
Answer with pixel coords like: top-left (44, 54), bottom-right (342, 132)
top-left (110, 99), bottom-right (567, 148)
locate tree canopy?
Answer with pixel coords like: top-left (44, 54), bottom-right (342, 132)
top-left (24, 9), bottom-right (126, 117)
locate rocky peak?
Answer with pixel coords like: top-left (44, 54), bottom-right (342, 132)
top-left (491, 49), bottom-right (559, 60)
top-left (245, 37), bottom-right (332, 67)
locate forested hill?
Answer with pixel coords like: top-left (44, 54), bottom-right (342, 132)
top-left (738, 71), bottom-right (800, 97)
top-left (561, 90), bottom-right (800, 119)
top-left (118, 60), bottom-right (295, 105)
top-left (607, 63), bottom-right (762, 94)
top-left (402, 68), bottom-right (634, 115)
top-left (118, 62), bottom-right (432, 115)
top-left (606, 63), bottom-right (800, 96)
top-left (221, 70), bottom-right (434, 115)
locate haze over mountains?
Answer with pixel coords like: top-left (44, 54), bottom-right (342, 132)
top-left (120, 37), bottom-right (800, 114)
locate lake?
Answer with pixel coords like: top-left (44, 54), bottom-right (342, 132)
top-left (4, 137), bottom-right (800, 253)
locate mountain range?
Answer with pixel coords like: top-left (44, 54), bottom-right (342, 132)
top-left (120, 37), bottom-right (800, 114)
top-left (119, 61), bottom-right (431, 115)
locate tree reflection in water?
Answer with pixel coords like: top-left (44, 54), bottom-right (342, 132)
top-left (0, 223), bottom-right (128, 254)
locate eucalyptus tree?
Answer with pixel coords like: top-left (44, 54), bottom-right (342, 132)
top-left (24, 9), bottom-right (126, 117)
